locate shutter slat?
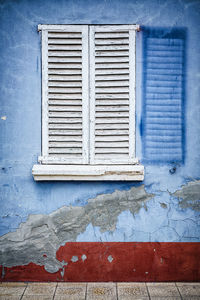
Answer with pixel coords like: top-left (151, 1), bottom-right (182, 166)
top-left (95, 81), bottom-right (129, 87)
top-left (95, 141), bottom-right (129, 147)
top-left (96, 100), bottom-right (129, 105)
top-left (48, 51), bottom-right (82, 56)
top-left (96, 75), bottom-right (129, 81)
top-left (95, 51), bottom-right (129, 56)
top-left (95, 45), bottom-right (129, 50)
top-left (49, 130), bottom-right (82, 135)
top-left (95, 57), bottom-right (129, 63)
top-left (95, 148), bottom-right (129, 154)
top-left (49, 123), bottom-right (82, 129)
top-left (49, 112), bottom-right (82, 117)
top-left (96, 112), bottom-right (129, 117)
top-left (48, 45), bottom-right (82, 50)
top-left (95, 123), bottom-right (129, 129)
top-left (49, 87), bottom-right (82, 93)
top-left (49, 106), bottom-right (82, 112)
top-left (49, 94), bottom-right (82, 99)
top-left (49, 142), bottom-right (82, 147)
top-left (95, 117), bottom-right (129, 124)
top-left (95, 129), bottom-right (129, 135)
top-left (48, 100), bottom-right (82, 105)
top-left (48, 38), bottom-right (82, 44)
top-left (95, 39), bottom-right (129, 45)
top-left (49, 136), bottom-right (82, 141)
top-left (96, 69), bottom-right (129, 74)
top-left (96, 105), bottom-right (129, 112)
top-left (48, 64), bottom-right (82, 69)
top-left (48, 82), bottom-right (82, 87)
top-left (48, 57), bottom-right (82, 63)
top-left (96, 87), bottom-right (129, 93)
top-left (95, 33), bottom-right (129, 38)
top-left (48, 32), bottom-right (82, 38)
top-left (49, 148), bottom-right (82, 154)
top-left (96, 136), bottom-right (129, 142)
top-left (96, 94), bottom-right (129, 100)
top-left (48, 75), bottom-right (82, 80)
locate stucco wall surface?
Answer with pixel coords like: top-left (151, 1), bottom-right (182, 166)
top-left (0, 0), bottom-right (200, 276)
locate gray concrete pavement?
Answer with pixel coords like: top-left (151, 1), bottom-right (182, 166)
top-left (0, 282), bottom-right (200, 299)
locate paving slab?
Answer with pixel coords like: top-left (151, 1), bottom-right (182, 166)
top-left (182, 297), bottom-right (200, 300)
top-left (0, 296), bottom-right (22, 300)
top-left (117, 282), bottom-right (149, 299)
top-left (150, 297), bottom-right (181, 300)
top-left (0, 286), bottom-right (26, 296)
top-left (176, 282), bottom-right (200, 286)
top-left (54, 282), bottom-right (86, 300)
top-left (0, 283), bottom-right (27, 287)
top-left (23, 283), bottom-right (56, 296)
top-left (0, 283), bottom-right (26, 300)
top-left (147, 283), bottom-right (180, 297)
top-left (176, 283), bottom-right (200, 297)
top-left (22, 296), bottom-right (54, 300)
top-left (87, 282), bottom-right (117, 300)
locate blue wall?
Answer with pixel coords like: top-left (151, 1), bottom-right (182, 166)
top-left (0, 0), bottom-right (200, 241)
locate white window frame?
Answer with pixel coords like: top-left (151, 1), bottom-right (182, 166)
top-left (32, 24), bottom-right (144, 181)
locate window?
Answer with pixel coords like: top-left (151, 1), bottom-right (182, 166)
top-left (32, 25), bottom-right (144, 181)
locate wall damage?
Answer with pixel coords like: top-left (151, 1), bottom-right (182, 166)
top-left (173, 180), bottom-right (200, 211)
top-left (0, 185), bottom-right (153, 273)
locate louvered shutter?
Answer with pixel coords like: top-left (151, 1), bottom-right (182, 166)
top-left (39, 25), bottom-right (89, 164)
top-left (89, 25), bottom-right (138, 165)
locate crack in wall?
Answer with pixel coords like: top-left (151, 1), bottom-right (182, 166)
top-left (0, 185), bottom-right (153, 274)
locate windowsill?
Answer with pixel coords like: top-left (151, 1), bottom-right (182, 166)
top-left (32, 164), bottom-right (144, 181)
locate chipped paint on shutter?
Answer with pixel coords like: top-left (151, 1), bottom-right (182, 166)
top-left (40, 25), bottom-right (89, 164)
top-left (90, 25), bottom-right (138, 165)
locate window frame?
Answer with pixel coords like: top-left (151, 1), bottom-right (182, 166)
top-left (32, 24), bottom-right (144, 181)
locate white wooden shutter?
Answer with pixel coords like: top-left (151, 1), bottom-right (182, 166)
top-left (39, 25), bottom-right (89, 164)
top-left (89, 25), bottom-right (138, 165)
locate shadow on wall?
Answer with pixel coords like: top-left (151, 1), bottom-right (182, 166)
top-left (141, 27), bottom-right (187, 164)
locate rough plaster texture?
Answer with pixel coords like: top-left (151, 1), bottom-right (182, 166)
top-left (0, 181), bottom-right (199, 273)
top-left (0, 186), bottom-right (154, 273)
top-left (77, 181), bottom-right (200, 243)
top-left (0, 0), bottom-right (200, 248)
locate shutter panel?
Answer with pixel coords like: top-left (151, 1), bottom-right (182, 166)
top-left (89, 25), bottom-right (137, 164)
top-left (40, 25), bottom-right (89, 164)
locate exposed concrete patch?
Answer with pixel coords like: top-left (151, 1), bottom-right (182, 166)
top-left (0, 185), bottom-right (153, 274)
top-left (71, 256), bottom-right (78, 263)
top-left (172, 180), bottom-right (200, 211)
top-left (81, 254), bottom-right (87, 262)
top-left (108, 255), bottom-right (113, 263)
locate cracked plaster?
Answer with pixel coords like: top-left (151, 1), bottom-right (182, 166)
top-left (0, 0), bottom-right (200, 279)
top-left (0, 185), bottom-right (153, 273)
top-left (0, 181), bottom-right (199, 274)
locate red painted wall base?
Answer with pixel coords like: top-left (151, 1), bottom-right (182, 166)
top-left (1, 242), bottom-right (199, 282)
